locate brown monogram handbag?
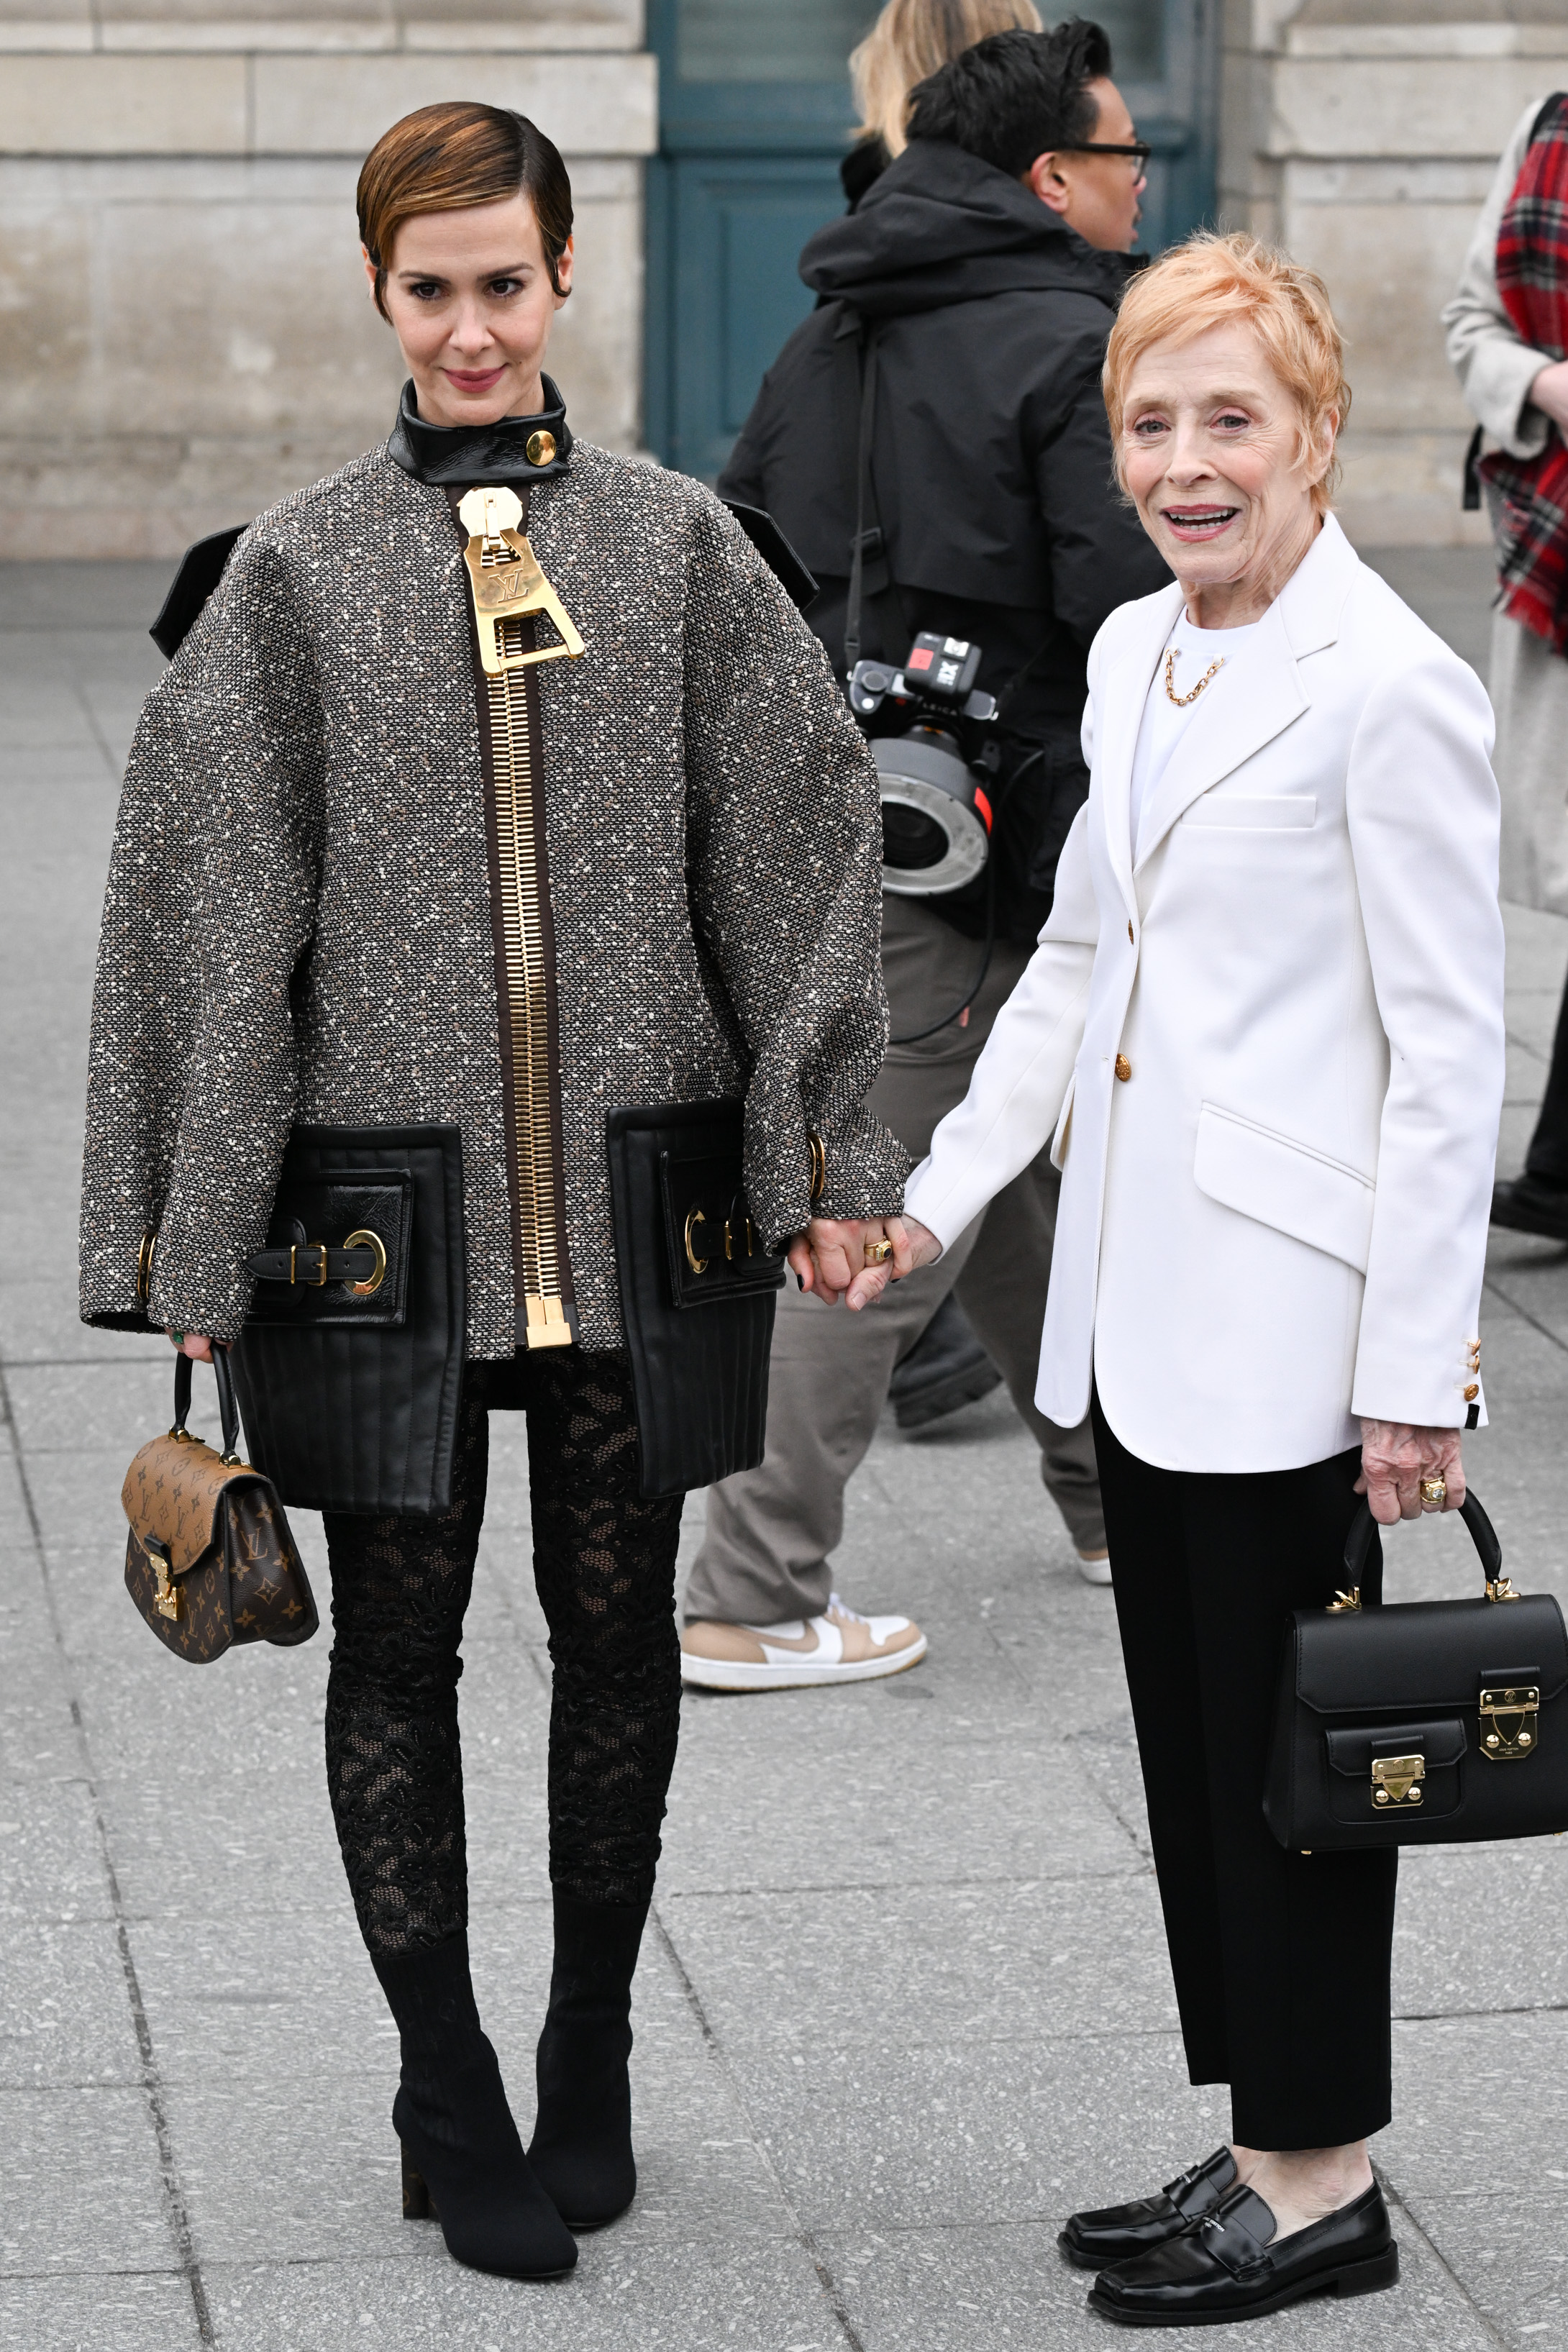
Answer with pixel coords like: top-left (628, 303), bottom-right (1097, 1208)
top-left (122, 1350), bottom-right (319, 1662)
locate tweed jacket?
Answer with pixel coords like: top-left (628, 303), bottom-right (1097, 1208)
top-left (80, 435), bottom-right (908, 1357)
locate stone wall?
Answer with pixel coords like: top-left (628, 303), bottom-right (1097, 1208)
top-left (1219, 1), bottom-right (1568, 547)
top-left (0, 3), bottom-right (655, 556)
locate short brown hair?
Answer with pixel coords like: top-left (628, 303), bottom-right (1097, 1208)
top-left (1104, 231), bottom-right (1352, 517)
top-left (357, 101), bottom-right (573, 321)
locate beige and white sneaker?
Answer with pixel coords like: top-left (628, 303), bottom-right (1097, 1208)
top-left (680, 1592), bottom-right (927, 1692)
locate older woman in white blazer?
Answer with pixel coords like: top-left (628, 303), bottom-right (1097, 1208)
top-left (812, 233), bottom-right (1505, 2326)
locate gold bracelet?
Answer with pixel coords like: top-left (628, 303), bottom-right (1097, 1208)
top-left (806, 1131), bottom-right (826, 1207)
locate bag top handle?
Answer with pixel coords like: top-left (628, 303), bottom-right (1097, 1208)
top-left (1341, 1487), bottom-right (1503, 1605)
top-left (172, 1346), bottom-right (243, 1464)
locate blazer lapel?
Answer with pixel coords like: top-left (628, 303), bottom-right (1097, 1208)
top-left (1097, 585), bottom-right (1182, 912)
top-left (1132, 598), bottom-right (1308, 870)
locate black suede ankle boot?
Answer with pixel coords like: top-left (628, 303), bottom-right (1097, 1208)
top-left (372, 1933), bottom-right (577, 2279)
top-left (526, 1889), bottom-right (649, 2229)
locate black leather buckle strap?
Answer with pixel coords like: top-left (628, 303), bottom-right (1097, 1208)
top-left (1195, 2187), bottom-right (1277, 2279)
top-left (1164, 2147), bottom-right (1237, 2220)
top-left (245, 1242), bottom-right (380, 1287)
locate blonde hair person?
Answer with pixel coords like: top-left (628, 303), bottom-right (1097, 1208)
top-left (827, 229), bottom-right (1504, 2324)
top-left (842, 0), bottom-right (1042, 202)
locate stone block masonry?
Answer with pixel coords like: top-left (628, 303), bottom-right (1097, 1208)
top-left (0, 4), bottom-right (655, 557)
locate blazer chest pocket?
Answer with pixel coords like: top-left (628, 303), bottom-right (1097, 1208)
top-left (1193, 1102), bottom-right (1375, 1273)
top-left (1180, 794), bottom-right (1316, 831)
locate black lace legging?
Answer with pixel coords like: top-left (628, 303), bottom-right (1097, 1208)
top-left (321, 1350), bottom-right (684, 1953)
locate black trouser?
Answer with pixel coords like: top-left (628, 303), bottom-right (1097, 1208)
top-left (321, 1349), bottom-right (685, 1954)
top-left (1092, 1395), bottom-right (1398, 2151)
top-left (1526, 972), bottom-right (1568, 1186)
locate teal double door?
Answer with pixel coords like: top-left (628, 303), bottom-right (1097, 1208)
top-left (643, 0), bottom-right (1218, 480)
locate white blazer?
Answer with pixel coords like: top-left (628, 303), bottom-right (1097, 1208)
top-left (903, 516), bottom-right (1505, 1474)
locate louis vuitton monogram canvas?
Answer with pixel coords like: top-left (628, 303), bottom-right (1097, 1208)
top-left (122, 1428), bottom-right (318, 1662)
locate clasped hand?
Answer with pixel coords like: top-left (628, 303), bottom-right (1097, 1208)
top-left (1355, 1420), bottom-right (1467, 1526)
top-left (785, 1215), bottom-right (943, 1309)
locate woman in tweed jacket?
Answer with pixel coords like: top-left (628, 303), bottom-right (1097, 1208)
top-left (80, 104), bottom-right (907, 2282)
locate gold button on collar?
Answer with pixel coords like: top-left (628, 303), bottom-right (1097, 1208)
top-left (1114, 1054), bottom-right (1131, 1082)
top-left (526, 429), bottom-right (557, 467)
top-left (1127, 920), bottom-right (1134, 944)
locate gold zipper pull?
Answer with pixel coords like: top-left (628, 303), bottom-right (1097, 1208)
top-left (457, 485), bottom-right (585, 676)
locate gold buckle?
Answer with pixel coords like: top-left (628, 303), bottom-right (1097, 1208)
top-left (139, 1533), bottom-right (181, 1622)
top-left (343, 1228), bottom-right (388, 1298)
top-left (1371, 1753), bottom-right (1425, 1806)
top-left (458, 486), bottom-right (585, 678)
top-left (293, 1241), bottom-right (328, 1287)
top-left (1480, 1685), bottom-right (1539, 1759)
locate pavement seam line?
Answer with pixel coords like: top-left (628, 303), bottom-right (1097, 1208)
top-left (0, 1359), bottom-right (217, 2348)
top-left (1373, 2166), bottom-right (1510, 2350)
top-left (1482, 1269), bottom-right (1568, 1355)
top-left (647, 1901), bottom-right (870, 2352)
top-left (71, 668), bottom-right (124, 786)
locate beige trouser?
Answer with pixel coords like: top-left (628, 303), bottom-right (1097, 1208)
top-left (683, 896), bottom-right (1104, 1626)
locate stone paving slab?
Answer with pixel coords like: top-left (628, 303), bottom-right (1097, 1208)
top-left (2, 552), bottom-right (1565, 2352)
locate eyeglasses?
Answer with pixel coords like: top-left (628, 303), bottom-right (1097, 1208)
top-left (1060, 140), bottom-right (1153, 173)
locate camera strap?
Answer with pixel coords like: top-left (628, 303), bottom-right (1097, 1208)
top-left (843, 316), bottom-right (908, 669)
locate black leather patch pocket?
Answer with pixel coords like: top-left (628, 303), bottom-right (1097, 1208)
top-left (1323, 1718), bottom-right (1467, 1826)
top-left (658, 1151), bottom-right (785, 1309)
top-left (245, 1172), bottom-right (413, 1327)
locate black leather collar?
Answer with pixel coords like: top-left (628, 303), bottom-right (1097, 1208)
top-left (386, 376), bottom-right (573, 486)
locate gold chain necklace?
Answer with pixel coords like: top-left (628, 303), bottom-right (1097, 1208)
top-left (1164, 644), bottom-right (1224, 707)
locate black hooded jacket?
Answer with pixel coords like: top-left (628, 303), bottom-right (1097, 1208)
top-left (718, 137), bottom-right (1170, 942)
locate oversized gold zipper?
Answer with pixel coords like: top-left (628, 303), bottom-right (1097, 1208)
top-left (459, 485), bottom-right (583, 1349)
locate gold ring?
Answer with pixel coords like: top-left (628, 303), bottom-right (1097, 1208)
top-left (1420, 1476), bottom-right (1447, 1508)
top-left (864, 1238), bottom-right (894, 1266)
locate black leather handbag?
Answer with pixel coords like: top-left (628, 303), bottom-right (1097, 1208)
top-left (1264, 1491), bottom-right (1568, 1851)
top-left (227, 1125), bottom-right (467, 1515)
top-left (605, 1101), bottom-right (787, 1498)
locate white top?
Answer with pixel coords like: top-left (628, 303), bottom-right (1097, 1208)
top-left (1128, 612), bottom-right (1264, 860)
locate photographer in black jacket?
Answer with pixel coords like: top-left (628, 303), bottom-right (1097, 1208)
top-left (683, 21), bottom-right (1171, 1689)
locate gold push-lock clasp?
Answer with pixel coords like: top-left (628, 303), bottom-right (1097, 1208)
top-left (1371, 1753), bottom-right (1425, 1807)
top-left (458, 486), bottom-right (585, 677)
top-left (139, 1533), bottom-right (181, 1622)
top-left (1480, 1685), bottom-right (1539, 1760)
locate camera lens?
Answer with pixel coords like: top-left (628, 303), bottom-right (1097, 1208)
top-left (881, 801), bottom-right (949, 871)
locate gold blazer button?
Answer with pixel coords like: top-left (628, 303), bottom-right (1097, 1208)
top-left (1464, 1383), bottom-right (1480, 1401)
top-left (527, 430), bottom-right (557, 467)
top-left (1114, 1054), bottom-right (1131, 1082)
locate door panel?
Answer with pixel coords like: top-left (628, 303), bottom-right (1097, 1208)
top-left (644, 0), bottom-right (1217, 477)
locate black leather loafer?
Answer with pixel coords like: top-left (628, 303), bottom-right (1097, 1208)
top-left (1087, 2180), bottom-right (1398, 2326)
top-left (1059, 2146), bottom-right (1236, 2271)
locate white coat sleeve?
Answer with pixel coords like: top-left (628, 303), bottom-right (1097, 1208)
top-left (903, 796), bottom-right (1099, 1252)
top-left (1441, 99), bottom-right (1552, 459)
top-left (1346, 643), bottom-right (1504, 1428)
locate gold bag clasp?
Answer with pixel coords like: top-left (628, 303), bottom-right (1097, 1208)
top-left (458, 486), bottom-right (585, 676)
top-left (1480, 1685), bottom-right (1539, 1761)
top-left (1371, 1753), bottom-right (1425, 1808)
top-left (139, 1532), bottom-right (181, 1622)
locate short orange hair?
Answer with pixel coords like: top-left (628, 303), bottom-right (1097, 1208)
top-left (1103, 231), bottom-right (1351, 516)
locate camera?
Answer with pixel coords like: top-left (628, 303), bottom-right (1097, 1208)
top-left (848, 632), bottom-right (998, 897)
